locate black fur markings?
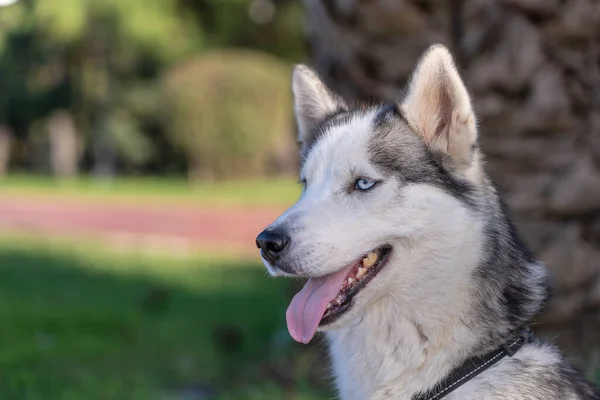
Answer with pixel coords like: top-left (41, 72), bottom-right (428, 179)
top-left (502, 284), bottom-right (531, 325)
top-left (479, 215), bottom-right (547, 319)
top-left (300, 108), bottom-right (351, 164)
top-left (372, 103), bottom-right (401, 128)
top-left (498, 199), bottom-right (536, 264)
top-left (367, 106), bottom-right (477, 208)
top-left (421, 150), bottom-right (476, 208)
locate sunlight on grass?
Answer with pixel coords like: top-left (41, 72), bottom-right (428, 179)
top-left (0, 174), bottom-right (301, 207)
top-left (0, 236), bottom-right (330, 400)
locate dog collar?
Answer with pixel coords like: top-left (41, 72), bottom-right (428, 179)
top-left (412, 328), bottom-right (533, 400)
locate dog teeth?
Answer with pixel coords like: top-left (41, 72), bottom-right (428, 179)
top-left (334, 293), bottom-right (347, 305)
top-left (357, 267), bottom-right (366, 278)
top-left (362, 252), bottom-right (378, 268)
top-left (329, 250), bottom-right (384, 314)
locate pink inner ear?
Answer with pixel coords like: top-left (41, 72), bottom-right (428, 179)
top-left (433, 84), bottom-right (454, 141)
top-left (401, 46), bottom-right (478, 168)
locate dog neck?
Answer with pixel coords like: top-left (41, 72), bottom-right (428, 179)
top-left (326, 209), bottom-right (548, 400)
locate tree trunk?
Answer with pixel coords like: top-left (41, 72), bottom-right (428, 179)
top-left (48, 110), bottom-right (80, 179)
top-left (303, 0), bottom-right (600, 363)
top-left (0, 125), bottom-right (12, 176)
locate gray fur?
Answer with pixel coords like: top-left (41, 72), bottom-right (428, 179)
top-left (367, 103), bottom-right (477, 207)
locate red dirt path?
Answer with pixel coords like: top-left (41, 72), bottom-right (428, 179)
top-left (0, 194), bottom-right (286, 257)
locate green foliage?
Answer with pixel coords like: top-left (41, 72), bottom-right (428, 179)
top-left (0, 0), bottom-right (305, 177)
top-left (32, 0), bottom-right (202, 62)
top-left (107, 109), bottom-right (155, 166)
top-left (0, 4), bottom-right (27, 52)
top-left (198, 0), bottom-right (306, 63)
top-left (163, 50), bottom-right (296, 179)
top-left (0, 237), bottom-right (330, 399)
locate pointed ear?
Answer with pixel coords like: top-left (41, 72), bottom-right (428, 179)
top-left (292, 65), bottom-right (347, 150)
top-left (401, 45), bottom-right (478, 172)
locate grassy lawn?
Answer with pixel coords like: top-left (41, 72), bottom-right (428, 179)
top-left (1, 234), bottom-right (596, 400)
top-left (0, 237), bottom-right (331, 400)
top-left (0, 174), bottom-right (301, 207)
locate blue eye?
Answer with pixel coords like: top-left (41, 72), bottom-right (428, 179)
top-left (355, 178), bottom-right (376, 191)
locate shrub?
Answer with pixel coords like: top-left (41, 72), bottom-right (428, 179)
top-left (163, 50), bottom-right (297, 180)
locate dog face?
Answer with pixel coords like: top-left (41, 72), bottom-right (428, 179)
top-left (257, 45), bottom-right (486, 343)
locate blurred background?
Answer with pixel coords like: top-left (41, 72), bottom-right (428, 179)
top-left (0, 0), bottom-right (598, 399)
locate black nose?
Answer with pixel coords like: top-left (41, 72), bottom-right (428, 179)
top-left (256, 229), bottom-right (290, 264)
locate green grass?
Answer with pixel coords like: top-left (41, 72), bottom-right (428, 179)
top-left (0, 174), bottom-right (301, 207)
top-left (0, 237), bottom-right (331, 400)
top-left (0, 236), bottom-right (598, 399)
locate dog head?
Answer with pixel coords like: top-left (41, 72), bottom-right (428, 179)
top-left (257, 45), bottom-right (487, 343)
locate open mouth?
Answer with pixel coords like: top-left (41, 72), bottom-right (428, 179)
top-left (286, 245), bottom-right (392, 343)
top-left (320, 246), bottom-right (392, 326)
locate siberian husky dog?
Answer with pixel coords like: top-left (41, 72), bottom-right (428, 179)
top-left (256, 45), bottom-right (600, 399)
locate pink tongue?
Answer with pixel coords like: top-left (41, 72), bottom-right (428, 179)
top-left (286, 266), bottom-right (352, 343)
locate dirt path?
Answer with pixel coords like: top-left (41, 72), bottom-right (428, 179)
top-left (0, 194), bottom-right (286, 257)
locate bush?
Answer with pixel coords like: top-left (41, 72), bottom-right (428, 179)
top-left (163, 50), bottom-right (297, 180)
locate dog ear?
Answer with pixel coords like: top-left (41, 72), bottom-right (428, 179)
top-left (401, 45), bottom-right (478, 172)
top-left (292, 65), bottom-right (347, 150)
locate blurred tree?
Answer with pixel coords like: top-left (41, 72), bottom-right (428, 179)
top-left (0, 0), bottom-right (203, 176)
top-left (0, 0), bottom-right (306, 178)
top-left (31, 0), bottom-right (202, 178)
top-left (0, 125), bottom-right (11, 175)
top-left (182, 0), bottom-right (306, 62)
top-left (0, 5), bottom-right (42, 169)
top-left (163, 49), bottom-right (296, 181)
top-left (301, 0), bottom-right (600, 362)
